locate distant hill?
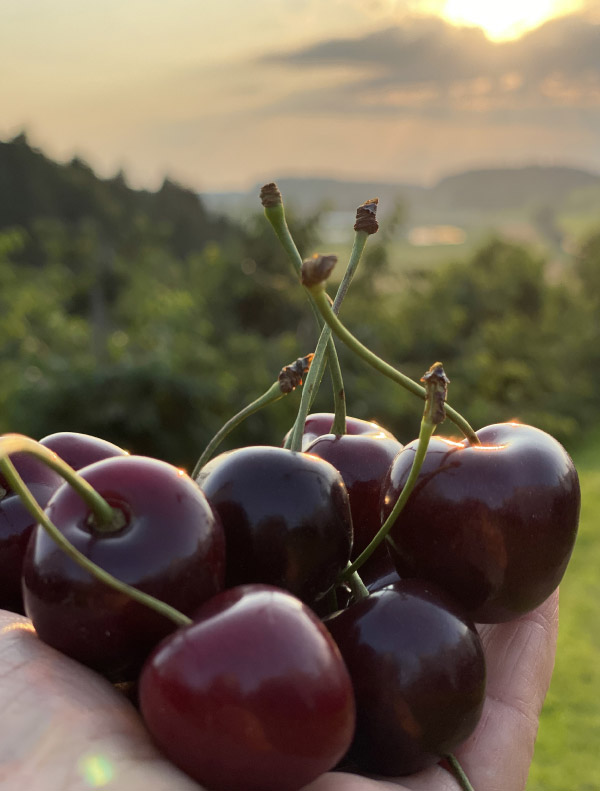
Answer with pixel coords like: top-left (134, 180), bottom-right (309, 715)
top-left (430, 166), bottom-right (600, 212)
top-left (204, 177), bottom-right (424, 218)
top-left (203, 166), bottom-right (600, 225)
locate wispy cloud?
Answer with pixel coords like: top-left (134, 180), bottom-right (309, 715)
top-left (258, 13), bottom-right (600, 118)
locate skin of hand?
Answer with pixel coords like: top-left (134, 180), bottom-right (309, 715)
top-left (0, 588), bottom-right (558, 791)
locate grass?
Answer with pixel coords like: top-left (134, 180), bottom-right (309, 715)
top-left (526, 430), bottom-right (600, 791)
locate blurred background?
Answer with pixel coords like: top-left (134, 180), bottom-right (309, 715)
top-left (1, 2), bottom-right (599, 788)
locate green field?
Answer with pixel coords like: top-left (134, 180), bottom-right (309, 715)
top-left (526, 430), bottom-right (600, 791)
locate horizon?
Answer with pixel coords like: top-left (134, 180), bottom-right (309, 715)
top-left (5, 131), bottom-right (600, 201)
top-left (2, 1), bottom-right (599, 192)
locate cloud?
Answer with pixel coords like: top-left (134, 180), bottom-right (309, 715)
top-left (264, 18), bottom-right (493, 81)
top-left (258, 12), bottom-right (600, 118)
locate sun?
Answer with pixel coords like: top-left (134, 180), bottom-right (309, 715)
top-left (441, 0), bottom-right (580, 40)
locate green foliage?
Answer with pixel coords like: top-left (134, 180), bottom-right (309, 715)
top-left (333, 236), bottom-right (598, 447)
top-left (2, 135), bottom-right (600, 465)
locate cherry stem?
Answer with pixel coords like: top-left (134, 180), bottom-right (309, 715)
top-left (338, 362), bottom-right (447, 582)
top-left (305, 284), bottom-right (480, 445)
top-left (285, 230), bottom-right (372, 452)
top-left (192, 381), bottom-right (284, 478)
top-left (285, 329), bottom-right (332, 452)
top-left (262, 185), bottom-right (346, 434)
top-left (337, 405), bottom-right (435, 583)
top-left (0, 434), bottom-right (117, 529)
top-left (446, 754), bottom-right (476, 791)
top-left (0, 454), bottom-right (191, 628)
top-left (346, 567), bottom-right (370, 601)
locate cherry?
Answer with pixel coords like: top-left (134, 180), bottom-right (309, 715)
top-left (196, 445), bottom-right (353, 604)
top-left (381, 422), bottom-right (580, 622)
top-left (39, 431), bottom-right (127, 469)
top-left (304, 430), bottom-right (402, 559)
top-left (22, 455), bottom-right (226, 680)
top-left (325, 579), bottom-right (486, 776)
top-left (0, 447), bottom-right (63, 613)
top-left (286, 412), bottom-right (398, 451)
top-left (359, 551), bottom-right (401, 593)
top-left (139, 584), bottom-right (356, 791)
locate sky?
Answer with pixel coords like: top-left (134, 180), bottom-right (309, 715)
top-left (2, 0), bottom-right (600, 192)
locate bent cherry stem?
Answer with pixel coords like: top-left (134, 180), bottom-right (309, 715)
top-left (285, 200), bottom-right (380, 451)
top-left (1, 434), bottom-right (116, 528)
top-left (337, 362), bottom-right (446, 583)
top-left (304, 278), bottom-right (480, 446)
top-left (0, 436), bottom-right (191, 627)
top-left (261, 182), bottom-right (347, 435)
top-left (192, 353), bottom-right (314, 477)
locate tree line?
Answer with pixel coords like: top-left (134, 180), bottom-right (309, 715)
top-left (1, 135), bottom-right (599, 468)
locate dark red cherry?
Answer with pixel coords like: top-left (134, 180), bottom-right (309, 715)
top-left (196, 446), bottom-right (352, 604)
top-left (325, 579), bottom-right (486, 776)
top-left (139, 584), bottom-right (356, 791)
top-left (285, 412), bottom-right (398, 451)
top-left (39, 431), bottom-right (127, 469)
top-left (0, 444), bottom-right (63, 613)
top-left (304, 431), bottom-right (402, 559)
top-left (22, 455), bottom-right (226, 680)
top-left (359, 551), bottom-right (401, 593)
top-left (382, 422), bottom-right (580, 622)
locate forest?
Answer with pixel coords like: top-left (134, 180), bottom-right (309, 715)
top-left (1, 133), bottom-right (599, 469)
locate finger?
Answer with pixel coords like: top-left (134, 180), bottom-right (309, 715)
top-left (0, 610), bottom-right (201, 791)
top-left (455, 588), bottom-right (560, 791)
top-left (302, 762), bottom-right (461, 791)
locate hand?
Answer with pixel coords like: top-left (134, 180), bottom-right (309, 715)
top-left (0, 589), bottom-right (558, 791)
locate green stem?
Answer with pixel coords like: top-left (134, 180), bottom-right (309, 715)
top-left (192, 381), bottom-right (284, 478)
top-left (346, 567), bottom-right (369, 601)
top-left (446, 754), bottom-right (476, 791)
top-left (285, 231), bottom-right (370, 452)
top-left (307, 287), bottom-right (480, 445)
top-left (331, 231), bottom-right (368, 314)
top-left (0, 434), bottom-right (116, 528)
top-left (328, 230), bottom-right (369, 435)
top-left (0, 454), bottom-right (191, 628)
top-left (286, 327), bottom-right (332, 452)
top-left (338, 361), bottom-right (448, 583)
top-left (337, 412), bottom-right (435, 583)
top-left (263, 197), bottom-right (346, 435)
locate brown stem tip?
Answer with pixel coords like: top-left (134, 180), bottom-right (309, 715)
top-left (421, 362), bottom-right (450, 425)
top-left (301, 253), bottom-right (338, 287)
top-left (260, 182), bottom-right (282, 208)
top-left (354, 198), bottom-right (379, 234)
top-left (278, 353), bottom-right (315, 394)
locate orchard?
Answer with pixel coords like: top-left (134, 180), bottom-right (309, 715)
top-left (0, 184), bottom-right (580, 791)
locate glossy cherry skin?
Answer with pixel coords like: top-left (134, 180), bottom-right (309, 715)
top-left (22, 455), bottom-right (226, 681)
top-left (304, 431), bottom-right (402, 559)
top-left (359, 551), bottom-right (402, 594)
top-left (0, 446), bottom-right (63, 613)
top-left (325, 580), bottom-right (486, 776)
top-left (382, 422), bottom-right (581, 623)
top-left (39, 431), bottom-right (127, 469)
top-left (286, 412), bottom-right (398, 451)
top-left (196, 446), bottom-right (353, 604)
top-left (139, 584), bottom-right (356, 791)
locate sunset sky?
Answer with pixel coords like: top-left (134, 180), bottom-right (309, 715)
top-left (2, 0), bottom-right (599, 192)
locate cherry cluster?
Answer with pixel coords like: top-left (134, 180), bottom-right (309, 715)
top-left (0, 188), bottom-right (581, 791)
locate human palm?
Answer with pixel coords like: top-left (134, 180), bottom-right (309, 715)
top-left (0, 590), bottom-right (557, 791)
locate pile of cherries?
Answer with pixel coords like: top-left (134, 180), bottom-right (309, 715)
top-left (0, 412), bottom-right (580, 790)
top-left (0, 190), bottom-right (581, 791)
